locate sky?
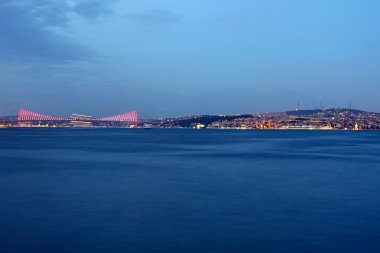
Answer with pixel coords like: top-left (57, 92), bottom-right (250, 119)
top-left (0, 0), bottom-right (379, 118)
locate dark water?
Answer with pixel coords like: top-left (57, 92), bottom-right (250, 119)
top-left (1, 129), bottom-right (380, 253)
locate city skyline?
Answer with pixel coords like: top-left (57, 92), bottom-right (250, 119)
top-left (0, 102), bottom-right (377, 119)
top-left (1, 0), bottom-right (380, 118)
top-left (2, 106), bottom-right (380, 130)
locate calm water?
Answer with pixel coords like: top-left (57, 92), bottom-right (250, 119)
top-left (0, 129), bottom-right (380, 253)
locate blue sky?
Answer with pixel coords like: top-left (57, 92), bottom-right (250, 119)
top-left (0, 0), bottom-right (379, 118)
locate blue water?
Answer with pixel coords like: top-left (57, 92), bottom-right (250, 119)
top-left (0, 129), bottom-right (380, 253)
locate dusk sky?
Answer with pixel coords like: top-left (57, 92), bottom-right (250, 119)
top-left (1, 0), bottom-right (379, 118)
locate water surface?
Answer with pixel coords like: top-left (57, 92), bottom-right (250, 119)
top-left (0, 129), bottom-right (380, 252)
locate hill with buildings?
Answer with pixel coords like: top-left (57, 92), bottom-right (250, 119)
top-left (152, 108), bottom-right (380, 130)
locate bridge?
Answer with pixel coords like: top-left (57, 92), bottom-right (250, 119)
top-left (17, 108), bottom-right (138, 125)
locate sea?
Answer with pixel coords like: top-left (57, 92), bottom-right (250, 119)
top-left (0, 128), bottom-right (380, 253)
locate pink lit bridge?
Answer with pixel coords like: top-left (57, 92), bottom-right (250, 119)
top-left (18, 108), bottom-right (138, 124)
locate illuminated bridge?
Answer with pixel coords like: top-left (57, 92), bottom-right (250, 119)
top-left (18, 108), bottom-right (138, 125)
